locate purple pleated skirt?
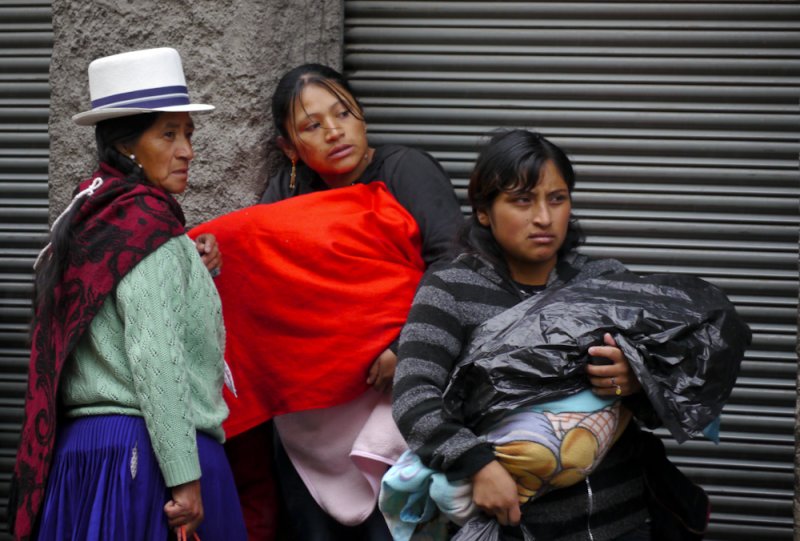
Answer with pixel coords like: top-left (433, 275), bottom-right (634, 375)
top-left (36, 415), bottom-right (246, 541)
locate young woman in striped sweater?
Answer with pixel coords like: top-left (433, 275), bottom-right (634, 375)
top-left (392, 129), bottom-right (657, 541)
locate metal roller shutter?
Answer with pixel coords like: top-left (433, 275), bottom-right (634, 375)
top-left (0, 2), bottom-right (51, 537)
top-left (344, 2), bottom-right (799, 539)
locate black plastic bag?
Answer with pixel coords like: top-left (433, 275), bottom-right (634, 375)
top-left (451, 515), bottom-right (535, 541)
top-left (442, 272), bottom-right (751, 442)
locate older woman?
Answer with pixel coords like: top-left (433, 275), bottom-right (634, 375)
top-left (9, 48), bottom-right (245, 540)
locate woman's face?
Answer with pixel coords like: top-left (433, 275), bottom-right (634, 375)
top-left (284, 83), bottom-right (370, 188)
top-left (125, 112), bottom-right (195, 194)
top-left (477, 160), bottom-right (572, 285)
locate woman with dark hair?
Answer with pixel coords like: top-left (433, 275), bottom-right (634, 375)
top-left (206, 63), bottom-right (464, 540)
top-left (390, 129), bottom-right (646, 539)
top-left (9, 48), bottom-right (245, 540)
top-left (262, 62), bottom-right (461, 266)
top-left (388, 129), bottom-right (746, 540)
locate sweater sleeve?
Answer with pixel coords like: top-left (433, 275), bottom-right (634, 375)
top-left (382, 148), bottom-right (464, 270)
top-left (393, 272), bottom-right (496, 480)
top-left (115, 239), bottom-right (200, 487)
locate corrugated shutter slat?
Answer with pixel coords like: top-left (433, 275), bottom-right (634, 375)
top-left (0, 2), bottom-right (51, 536)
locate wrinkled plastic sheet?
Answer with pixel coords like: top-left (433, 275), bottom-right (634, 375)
top-left (451, 516), bottom-right (534, 541)
top-left (451, 514), bottom-right (534, 541)
top-left (442, 272), bottom-right (751, 443)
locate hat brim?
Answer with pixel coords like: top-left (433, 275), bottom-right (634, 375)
top-left (72, 103), bottom-right (215, 126)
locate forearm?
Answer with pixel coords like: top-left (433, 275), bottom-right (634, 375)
top-left (393, 348), bottom-right (495, 479)
top-left (393, 277), bottom-right (494, 478)
top-left (118, 242), bottom-right (201, 486)
top-left (128, 335), bottom-right (200, 486)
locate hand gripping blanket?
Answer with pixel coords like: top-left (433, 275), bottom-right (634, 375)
top-left (380, 390), bottom-right (630, 540)
top-left (190, 182), bottom-right (425, 438)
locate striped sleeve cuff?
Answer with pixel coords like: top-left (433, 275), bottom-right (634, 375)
top-left (444, 442), bottom-right (496, 481)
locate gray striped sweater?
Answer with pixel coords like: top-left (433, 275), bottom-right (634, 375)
top-left (393, 252), bottom-right (650, 540)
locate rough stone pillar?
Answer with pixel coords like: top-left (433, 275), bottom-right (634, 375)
top-left (48, 0), bottom-right (343, 226)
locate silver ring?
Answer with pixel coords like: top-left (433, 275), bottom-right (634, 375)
top-left (610, 377), bottom-right (616, 386)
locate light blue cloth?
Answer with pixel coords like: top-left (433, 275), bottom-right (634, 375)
top-left (528, 388), bottom-right (615, 413)
top-left (379, 450), bottom-right (475, 541)
top-left (702, 416), bottom-right (721, 443)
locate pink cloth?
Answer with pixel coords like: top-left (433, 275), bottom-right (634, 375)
top-left (274, 390), bottom-right (408, 525)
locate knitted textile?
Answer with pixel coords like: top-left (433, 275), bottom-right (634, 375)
top-left (9, 163), bottom-right (185, 540)
top-left (61, 235), bottom-right (227, 486)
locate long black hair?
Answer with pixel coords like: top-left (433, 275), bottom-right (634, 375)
top-left (271, 63), bottom-right (364, 145)
top-left (32, 113), bottom-right (159, 322)
top-left (458, 129), bottom-right (584, 271)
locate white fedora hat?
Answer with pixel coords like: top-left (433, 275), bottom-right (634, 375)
top-left (72, 47), bottom-right (214, 126)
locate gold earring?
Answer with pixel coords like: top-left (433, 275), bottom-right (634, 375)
top-left (289, 158), bottom-right (297, 191)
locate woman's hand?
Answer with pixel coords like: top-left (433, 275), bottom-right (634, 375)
top-left (195, 233), bottom-right (222, 275)
top-left (471, 460), bottom-right (521, 526)
top-left (367, 348), bottom-right (397, 393)
top-left (164, 479), bottom-right (204, 536)
top-left (586, 333), bottom-right (642, 397)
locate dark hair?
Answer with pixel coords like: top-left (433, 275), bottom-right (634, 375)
top-left (94, 113), bottom-right (160, 182)
top-left (459, 129), bottom-right (584, 270)
top-left (271, 63), bottom-right (364, 144)
top-left (32, 113), bottom-right (160, 325)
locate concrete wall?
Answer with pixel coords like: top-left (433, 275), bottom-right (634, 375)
top-left (48, 0), bottom-right (343, 226)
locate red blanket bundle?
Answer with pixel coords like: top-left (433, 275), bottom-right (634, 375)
top-left (191, 182), bottom-right (425, 437)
